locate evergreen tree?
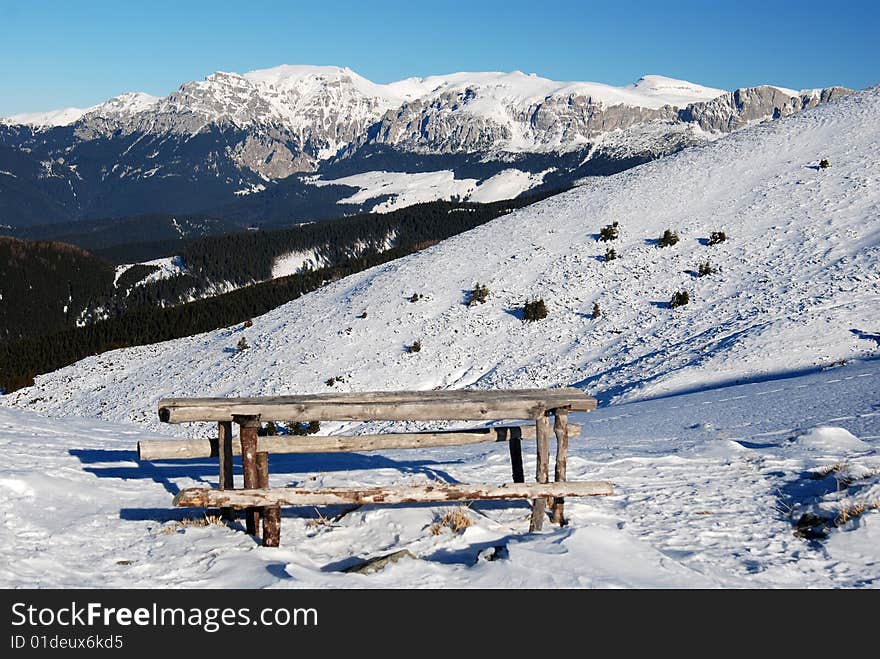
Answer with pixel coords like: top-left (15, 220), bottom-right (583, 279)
top-left (658, 229), bottom-right (679, 248)
top-left (670, 290), bottom-right (690, 308)
top-left (598, 221), bottom-right (620, 242)
top-left (523, 299), bottom-right (548, 321)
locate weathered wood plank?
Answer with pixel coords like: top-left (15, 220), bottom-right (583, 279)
top-left (238, 418), bottom-right (260, 535)
top-left (163, 389), bottom-right (591, 404)
top-left (218, 421), bottom-right (234, 522)
top-left (529, 415), bottom-right (552, 532)
top-left (173, 481), bottom-right (614, 508)
top-left (157, 389), bottom-right (596, 423)
top-left (505, 426), bottom-right (525, 483)
top-left (137, 423), bottom-right (583, 461)
top-left (256, 451), bottom-right (281, 547)
top-left (551, 411), bottom-right (569, 525)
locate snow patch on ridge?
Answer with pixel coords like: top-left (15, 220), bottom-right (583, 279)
top-left (310, 168), bottom-right (550, 212)
top-left (270, 249), bottom-right (327, 279)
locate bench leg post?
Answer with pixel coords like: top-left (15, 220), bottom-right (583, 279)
top-left (551, 411), bottom-right (569, 526)
top-left (507, 426), bottom-right (525, 483)
top-left (218, 421), bottom-right (235, 522)
top-left (256, 451), bottom-right (281, 547)
top-left (235, 415), bottom-right (261, 536)
top-left (529, 414), bottom-right (551, 532)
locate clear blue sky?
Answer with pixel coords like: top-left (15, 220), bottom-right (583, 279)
top-left (1, 0), bottom-right (877, 115)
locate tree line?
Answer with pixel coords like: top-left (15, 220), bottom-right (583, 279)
top-left (0, 193), bottom-right (555, 392)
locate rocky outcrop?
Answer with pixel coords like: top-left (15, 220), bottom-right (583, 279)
top-left (357, 84), bottom-right (851, 156)
top-left (678, 85), bottom-right (852, 132)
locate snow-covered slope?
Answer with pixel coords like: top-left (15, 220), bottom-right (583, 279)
top-left (1, 86), bottom-right (878, 588)
top-left (1, 358), bottom-right (877, 587)
top-left (309, 167), bottom-right (556, 212)
top-left (2, 106), bottom-right (93, 127)
top-left (7, 86), bottom-right (878, 429)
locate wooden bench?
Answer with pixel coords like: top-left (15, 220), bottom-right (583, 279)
top-left (144, 389), bottom-right (612, 547)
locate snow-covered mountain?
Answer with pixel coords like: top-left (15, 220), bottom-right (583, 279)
top-left (7, 85), bottom-right (877, 427)
top-left (1, 85), bottom-right (878, 589)
top-left (3, 106), bottom-right (93, 127)
top-left (0, 66), bottom-right (851, 226)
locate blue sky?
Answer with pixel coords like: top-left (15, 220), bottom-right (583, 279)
top-left (1, 0), bottom-right (877, 115)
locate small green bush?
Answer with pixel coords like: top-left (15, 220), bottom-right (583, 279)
top-left (591, 302), bottom-right (601, 319)
top-left (707, 231), bottom-right (727, 246)
top-left (598, 221), bottom-right (620, 242)
top-left (819, 159), bottom-right (830, 169)
top-left (286, 420), bottom-right (320, 436)
top-left (258, 422), bottom-right (280, 437)
top-left (604, 248), bottom-right (617, 262)
top-left (406, 340), bottom-right (422, 353)
top-left (669, 290), bottom-right (690, 308)
top-left (523, 299), bottom-right (548, 322)
top-left (698, 261), bottom-right (716, 277)
top-left (469, 283), bottom-right (489, 306)
top-left (658, 229), bottom-right (680, 248)
top-left (409, 293), bottom-right (421, 302)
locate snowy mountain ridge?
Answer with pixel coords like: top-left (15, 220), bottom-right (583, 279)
top-left (2, 68), bottom-right (727, 128)
top-left (0, 66), bottom-right (851, 225)
top-left (2, 66), bottom-right (848, 166)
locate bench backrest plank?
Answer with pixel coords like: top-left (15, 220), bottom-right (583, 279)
top-left (158, 388), bottom-right (597, 423)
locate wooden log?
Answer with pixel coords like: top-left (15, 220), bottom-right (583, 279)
top-left (137, 423), bottom-right (583, 461)
top-left (157, 389), bottom-right (597, 424)
top-left (256, 451), bottom-right (269, 488)
top-left (237, 416), bottom-right (260, 535)
top-left (173, 481), bottom-right (614, 508)
top-left (529, 415), bottom-right (552, 532)
top-left (217, 421), bottom-right (234, 522)
top-left (551, 411), bottom-right (569, 525)
top-left (262, 506), bottom-right (281, 547)
top-left (504, 426), bottom-right (525, 483)
top-left (256, 452), bottom-right (281, 547)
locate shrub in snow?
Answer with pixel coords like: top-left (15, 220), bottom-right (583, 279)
top-left (708, 231), bottom-right (727, 246)
top-left (357, 310), bottom-right (368, 318)
top-left (592, 302), bottom-right (602, 319)
top-left (819, 158), bottom-right (830, 169)
top-left (598, 221), bottom-right (620, 242)
top-left (406, 340), bottom-right (422, 353)
top-left (258, 422), bottom-right (278, 437)
top-left (658, 229), bottom-right (680, 248)
top-left (286, 420), bottom-right (320, 436)
top-left (523, 299), bottom-right (548, 321)
top-left (236, 337), bottom-right (249, 351)
top-left (698, 261), bottom-right (716, 277)
top-left (604, 248), bottom-right (617, 262)
top-left (669, 290), bottom-right (690, 308)
top-left (409, 293), bottom-right (421, 302)
top-left (468, 283), bottom-right (489, 306)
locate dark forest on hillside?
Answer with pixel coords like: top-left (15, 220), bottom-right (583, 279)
top-left (0, 193), bottom-right (553, 392)
top-left (0, 237), bottom-right (116, 342)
